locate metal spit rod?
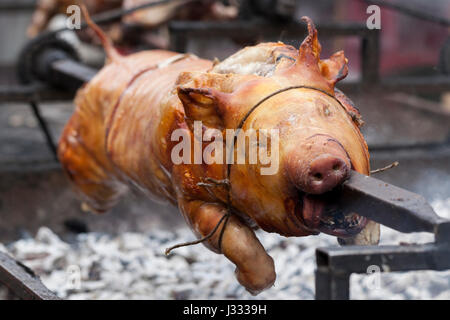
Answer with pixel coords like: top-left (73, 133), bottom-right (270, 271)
top-left (342, 171), bottom-right (450, 240)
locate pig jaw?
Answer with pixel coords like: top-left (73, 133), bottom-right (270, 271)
top-left (284, 134), bottom-right (368, 238)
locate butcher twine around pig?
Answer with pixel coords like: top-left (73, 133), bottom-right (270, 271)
top-left (59, 8), bottom-right (379, 294)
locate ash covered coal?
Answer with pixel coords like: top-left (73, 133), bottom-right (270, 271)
top-left (0, 198), bottom-right (449, 300)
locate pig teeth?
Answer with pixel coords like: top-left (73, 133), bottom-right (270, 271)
top-left (320, 217), bottom-right (334, 225)
top-left (319, 211), bottom-right (362, 229)
top-left (344, 214), bottom-right (361, 228)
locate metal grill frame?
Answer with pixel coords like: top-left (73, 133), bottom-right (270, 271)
top-left (0, 3), bottom-right (449, 301)
top-left (0, 252), bottom-right (60, 300)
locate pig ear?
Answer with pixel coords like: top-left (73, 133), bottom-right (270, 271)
top-left (299, 17), bottom-right (348, 85)
top-left (298, 16), bottom-right (322, 65)
top-left (282, 16), bottom-right (347, 93)
top-left (177, 87), bottom-right (224, 129)
top-left (319, 51), bottom-right (349, 85)
top-left (277, 17), bottom-right (336, 94)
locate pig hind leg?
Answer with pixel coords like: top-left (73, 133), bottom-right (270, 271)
top-left (58, 97), bottom-right (127, 213)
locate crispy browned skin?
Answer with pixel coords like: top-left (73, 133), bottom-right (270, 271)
top-left (59, 17), bottom-right (376, 294)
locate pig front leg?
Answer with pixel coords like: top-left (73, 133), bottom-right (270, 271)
top-left (178, 199), bottom-right (276, 295)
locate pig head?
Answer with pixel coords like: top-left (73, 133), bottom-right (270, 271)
top-left (174, 17), bottom-right (375, 237)
top-left (168, 18), bottom-right (379, 292)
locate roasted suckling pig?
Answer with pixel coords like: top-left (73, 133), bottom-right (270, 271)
top-left (59, 12), bottom-right (379, 294)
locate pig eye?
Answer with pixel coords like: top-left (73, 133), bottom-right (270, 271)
top-left (315, 99), bottom-right (333, 117)
top-left (322, 104), bottom-right (332, 117)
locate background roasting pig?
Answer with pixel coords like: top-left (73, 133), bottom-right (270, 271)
top-left (27, 0), bottom-right (122, 38)
top-left (27, 0), bottom-right (238, 48)
top-left (58, 12), bottom-right (379, 294)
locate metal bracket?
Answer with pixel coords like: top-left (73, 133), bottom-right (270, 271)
top-left (315, 242), bottom-right (450, 299)
top-left (0, 252), bottom-right (60, 300)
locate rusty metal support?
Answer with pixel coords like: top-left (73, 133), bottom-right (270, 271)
top-left (0, 252), bottom-right (60, 300)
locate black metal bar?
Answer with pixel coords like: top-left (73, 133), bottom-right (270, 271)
top-left (0, 83), bottom-right (73, 103)
top-left (170, 33), bottom-right (189, 53)
top-left (0, 49), bottom-right (97, 103)
top-left (29, 101), bottom-right (58, 161)
top-left (0, 0), bottom-right (36, 11)
top-left (169, 20), bottom-right (370, 52)
top-left (378, 76), bottom-right (450, 94)
top-left (361, 29), bottom-right (380, 86)
top-left (339, 76), bottom-right (450, 94)
top-left (2, 74), bottom-right (448, 104)
top-left (85, 0), bottom-right (189, 26)
top-left (170, 19), bottom-right (370, 37)
top-left (315, 242), bottom-right (450, 300)
top-left (50, 59), bottom-right (97, 90)
top-left (0, 252), bottom-right (60, 300)
top-left (436, 223), bottom-right (450, 243)
top-left (340, 171), bottom-right (448, 234)
top-left (6, 74), bottom-right (447, 104)
top-left (368, 141), bottom-right (450, 153)
top-left (315, 268), bottom-right (350, 300)
top-left (384, 93), bottom-right (450, 119)
top-left (317, 243), bottom-right (450, 274)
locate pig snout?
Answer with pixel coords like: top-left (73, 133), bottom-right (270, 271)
top-left (306, 154), bottom-right (349, 194)
top-left (286, 135), bottom-right (351, 194)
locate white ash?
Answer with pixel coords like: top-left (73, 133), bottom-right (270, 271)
top-left (1, 198), bottom-right (449, 300)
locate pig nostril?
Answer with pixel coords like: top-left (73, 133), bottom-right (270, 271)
top-left (312, 172), bottom-right (323, 181)
top-left (302, 155), bottom-right (350, 194)
top-left (287, 144), bottom-right (351, 195)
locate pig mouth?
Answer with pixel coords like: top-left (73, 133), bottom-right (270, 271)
top-left (300, 193), bottom-right (367, 238)
top-left (317, 208), bottom-right (367, 237)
